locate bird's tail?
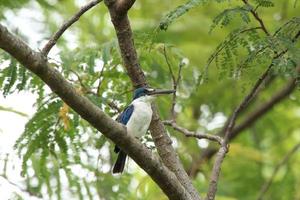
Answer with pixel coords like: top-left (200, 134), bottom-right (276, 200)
top-left (112, 150), bottom-right (127, 174)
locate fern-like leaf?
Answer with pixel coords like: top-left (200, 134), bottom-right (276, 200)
top-left (210, 6), bottom-right (250, 33)
top-left (159, 0), bottom-right (208, 31)
top-left (254, 0), bottom-right (274, 7)
top-left (3, 58), bottom-right (17, 96)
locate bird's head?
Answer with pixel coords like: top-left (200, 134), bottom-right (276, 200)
top-left (133, 87), bottom-right (175, 102)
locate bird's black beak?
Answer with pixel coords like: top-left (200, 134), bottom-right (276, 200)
top-left (147, 89), bottom-right (176, 96)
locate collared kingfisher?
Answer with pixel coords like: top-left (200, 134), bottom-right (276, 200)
top-left (112, 87), bottom-right (175, 174)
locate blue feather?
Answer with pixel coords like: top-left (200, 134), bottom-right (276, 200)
top-left (117, 104), bottom-right (134, 125)
top-left (114, 105), bottom-right (134, 155)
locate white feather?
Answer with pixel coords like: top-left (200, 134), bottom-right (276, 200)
top-left (126, 96), bottom-right (154, 138)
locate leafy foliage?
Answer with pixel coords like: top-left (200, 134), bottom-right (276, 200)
top-left (159, 0), bottom-right (208, 31)
top-left (254, 0), bottom-right (274, 8)
top-left (209, 6), bottom-right (251, 33)
top-left (1, 0), bottom-right (300, 199)
top-left (0, 56), bottom-right (30, 97)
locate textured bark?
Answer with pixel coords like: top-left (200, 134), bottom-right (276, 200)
top-left (0, 23), bottom-right (192, 200)
top-left (104, 1), bottom-right (201, 199)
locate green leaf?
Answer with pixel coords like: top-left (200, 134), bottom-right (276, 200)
top-left (3, 58), bottom-right (17, 96)
top-left (159, 0), bottom-right (208, 31)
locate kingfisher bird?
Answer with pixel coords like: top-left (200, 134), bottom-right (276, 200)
top-left (112, 87), bottom-right (175, 174)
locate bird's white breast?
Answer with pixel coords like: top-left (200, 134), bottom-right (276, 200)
top-left (126, 98), bottom-right (153, 138)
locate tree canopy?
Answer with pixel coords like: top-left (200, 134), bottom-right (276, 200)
top-left (0, 0), bottom-right (300, 200)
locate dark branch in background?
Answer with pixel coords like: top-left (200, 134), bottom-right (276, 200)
top-left (242, 0), bottom-right (270, 36)
top-left (205, 14), bottom-right (299, 198)
top-left (206, 59), bottom-right (274, 200)
top-left (104, 1), bottom-right (200, 199)
top-left (42, 0), bottom-right (102, 55)
top-left (189, 66), bottom-right (300, 178)
top-left (257, 142), bottom-right (300, 200)
top-left (164, 120), bottom-right (223, 145)
top-left (193, 27), bottom-right (300, 177)
top-left (0, 24), bottom-right (192, 200)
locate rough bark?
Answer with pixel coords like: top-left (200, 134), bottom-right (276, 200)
top-left (104, 1), bottom-right (201, 199)
top-left (0, 23), bottom-right (192, 200)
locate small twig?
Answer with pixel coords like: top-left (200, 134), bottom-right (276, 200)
top-left (172, 61), bottom-right (183, 118)
top-left (163, 45), bottom-right (184, 120)
top-left (257, 142), bottom-right (300, 200)
top-left (70, 68), bottom-right (121, 114)
top-left (97, 64), bottom-right (106, 96)
top-left (164, 120), bottom-right (223, 145)
top-left (242, 0), bottom-right (270, 36)
top-left (273, 17), bottom-right (297, 36)
top-left (206, 27), bottom-right (262, 70)
top-left (0, 175), bottom-right (42, 199)
top-left (107, 101), bottom-right (122, 113)
top-left (69, 70), bottom-right (93, 93)
top-left (42, 0), bottom-right (102, 55)
top-left (163, 45), bottom-right (176, 83)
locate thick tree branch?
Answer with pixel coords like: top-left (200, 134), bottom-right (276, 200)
top-left (115, 0), bottom-right (136, 13)
top-left (164, 120), bottom-right (223, 145)
top-left (104, 1), bottom-right (200, 199)
top-left (0, 23), bottom-right (192, 200)
top-left (257, 142), bottom-right (300, 200)
top-left (42, 0), bottom-right (102, 55)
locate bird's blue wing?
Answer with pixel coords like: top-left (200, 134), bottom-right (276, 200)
top-left (114, 104), bottom-right (134, 153)
top-left (117, 104), bottom-right (134, 125)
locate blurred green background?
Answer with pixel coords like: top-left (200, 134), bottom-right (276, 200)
top-left (0, 0), bottom-right (300, 199)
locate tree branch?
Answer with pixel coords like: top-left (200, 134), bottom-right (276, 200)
top-left (242, 0), bottom-right (270, 36)
top-left (189, 69), bottom-right (299, 178)
top-left (42, 0), bottom-right (102, 55)
top-left (115, 0), bottom-right (136, 13)
top-left (0, 23), bottom-right (192, 200)
top-left (104, 1), bottom-right (200, 199)
top-left (257, 142), bottom-right (300, 200)
top-left (0, 175), bottom-right (42, 199)
top-left (190, 27), bottom-right (300, 177)
top-left (230, 75), bottom-right (298, 140)
top-left (206, 55), bottom-right (277, 200)
top-left (96, 64), bottom-right (106, 95)
top-left (163, 45), bottom-right (184, 120)
top-left (164, 120), bottom-right (223, 145)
